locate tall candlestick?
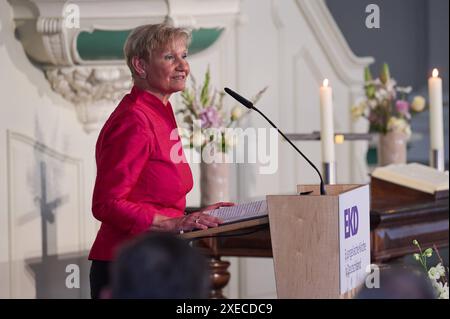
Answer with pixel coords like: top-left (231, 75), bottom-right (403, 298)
top-left (428, 68), bottom-right (444, 171)
top-left (320, 79), bottom-right (336, 183)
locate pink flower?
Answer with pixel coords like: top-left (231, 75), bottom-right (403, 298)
top-left (199, 107), bottom-right (222, 128)
top-left (395, 100), bottom-right (409, 114)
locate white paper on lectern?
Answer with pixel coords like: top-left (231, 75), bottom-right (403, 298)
top-left (338, 184), bottom-right (371, 294)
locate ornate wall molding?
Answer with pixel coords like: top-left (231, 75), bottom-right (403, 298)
top-left (45, 66), bottom-right (132, 105)
top-left (295, 0), bottom-right (374, 85)
top-left (45, 66), bottom-right (132, 132)
top-left (6, 130), bottom-right (84, 297)
top-left (7, 0), bottom-right (240, 132)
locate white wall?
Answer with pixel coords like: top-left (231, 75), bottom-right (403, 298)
top-left (0, 1), bottom-right (99, 298)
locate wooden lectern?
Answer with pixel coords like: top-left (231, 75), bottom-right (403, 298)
top-left (183, 184), bottom-right (371, 299)
top-left (268, 184), bottom-right (370, 298)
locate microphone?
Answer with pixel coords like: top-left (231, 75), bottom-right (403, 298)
top-left (224, 87), bottom-right (327, 195)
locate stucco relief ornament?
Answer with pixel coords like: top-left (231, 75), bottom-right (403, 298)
top-left (46, 66), bottom-right (132, 132)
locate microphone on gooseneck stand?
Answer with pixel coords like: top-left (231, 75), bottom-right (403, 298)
top-left (224, 87), bottom-right (327, 195)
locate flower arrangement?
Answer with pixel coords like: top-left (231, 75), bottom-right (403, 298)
top-left (177, 67), bottom-right (267, 153)
top-left (413, 240), bottom-right (449, 299)
top-left (352, 63), bottom-right (426, 138)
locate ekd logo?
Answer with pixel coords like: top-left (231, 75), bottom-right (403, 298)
top-left (344, 206), bottom-right (359, 239)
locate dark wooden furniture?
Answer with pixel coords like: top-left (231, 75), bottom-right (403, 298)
top-left (186, 221), bottom-right (272, 298)
top-left (188, 181), bottom-right (449, 298)
top-left (370, 178), bottom-right (449, 263)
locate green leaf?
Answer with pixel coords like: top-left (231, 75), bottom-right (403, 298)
top-left (200, 67), bottom-right (211, 107)
top-left (380, 62), bottom-right (390, 84)
top-left (366, 85), bottom-right (375, 99)
top-left (217, 91), bottom-right (225, 111)
top-left (251, 86), bottom-right (268, 104)
top-left (364, 67), bottom-right (373, 82)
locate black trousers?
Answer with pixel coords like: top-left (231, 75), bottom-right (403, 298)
top-left (89, 260), bottom-right (112, 299)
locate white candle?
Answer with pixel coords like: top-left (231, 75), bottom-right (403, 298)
top-left (428, 68), bottom-right (444, 150)
top-left (320, 79), bottom-right (335, 163)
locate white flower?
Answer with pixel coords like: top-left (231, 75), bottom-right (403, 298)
top-left (385, 78), bottom-right (398, 96)
top-left (439, 283), bottom-right (449, 299)
top-left (373, 78), bottom-right (382, 86)
top-left (375, 88), bottom-right (389, 100)
top-left (351, 102), bottom-right (366, 120)
top-left (231, 106), bottom-right (244, 121)
top-left (435, 263), bottom-right (446, 277)
top-left (180, 136), bottom-right (190, 147)
top-left (429, 267), bottom-right (442, 280)
top-left (368, 99), bottom-right (378, 109)
top-left (430, 279), bottom-right (449, 299)
top-left (431, 278), bottom-right (444, 294)
top-left (178, 128), bottom-right (191, 147)
top-left (178, 127), bottom-right (189, 138)
top-left (191, 131), bottom-right (205, 148)
top-left (397, 86), bottom-right (412, 94)
top-left (411, 96), bottom-right (426, 112)
top-left (387, 117), bottom-right (411, 138)
top-left (224, 131), bottom-right (238, 148)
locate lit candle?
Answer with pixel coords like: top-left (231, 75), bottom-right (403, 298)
top-left (428, 68), bottom-right (444, 151)
top-left (320, 79), bottom-right (335, 163)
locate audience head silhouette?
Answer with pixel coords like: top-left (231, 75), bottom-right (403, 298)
top-left (110, 232), bottom-right (209, 299)
top-left (356, 265), bottom-right (436, 299)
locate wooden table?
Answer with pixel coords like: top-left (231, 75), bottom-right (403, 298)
top-left (187, 181), bottom-right (449, 298)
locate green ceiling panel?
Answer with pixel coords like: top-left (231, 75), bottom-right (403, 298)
top-left (188, 28), bottom-right (223, 55)
top-left (76, 28), bottom-right (223, 61)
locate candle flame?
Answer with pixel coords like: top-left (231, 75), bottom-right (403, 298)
top-left (323, 79), bottom-right (329, 87)
top-left (432, 68), bottom-right (439, 77)
top-left (335, 134), bottom-right (344, 144)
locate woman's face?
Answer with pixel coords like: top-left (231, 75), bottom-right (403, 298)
top-left (144, 38), bottom-right (190, 97)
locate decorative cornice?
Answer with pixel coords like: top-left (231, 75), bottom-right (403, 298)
top-left (166, 0), bottom-right (240, 28)
top-left (9, 0), bottom-right (240, 66)
top-left (45, 66), bottom-right (132, 132)
top-left (45, 66), bottom-right (132, 105)
top-left (7, 0), bottom-right (240, 132)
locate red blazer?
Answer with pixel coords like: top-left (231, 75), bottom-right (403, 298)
top-left (88, 86), bottom-right (193, 261)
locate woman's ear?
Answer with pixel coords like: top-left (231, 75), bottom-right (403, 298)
top-left (131, 56), bottom-right (147, 79)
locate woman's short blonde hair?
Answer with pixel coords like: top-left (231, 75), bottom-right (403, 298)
top-left (124, 23), bottom-right (191, 76)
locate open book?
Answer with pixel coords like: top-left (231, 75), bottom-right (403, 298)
top-left (371, 163), bottom-right (449, 195)
top-left (207, 200), bottom-right (268, 225)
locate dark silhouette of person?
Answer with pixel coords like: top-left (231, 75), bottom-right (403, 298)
top-left (108, 232), bottom-right (209, 299)
top-left (356, 265), bottom-right (436, 299)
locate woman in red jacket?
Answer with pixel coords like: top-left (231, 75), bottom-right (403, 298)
top-left (88, 23), bottom-right (232, 298)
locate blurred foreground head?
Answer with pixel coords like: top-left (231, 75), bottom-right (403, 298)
top-left (111, 232), bottom-right (209, 299)
top-left (356, 265), bottom-right (436, 299)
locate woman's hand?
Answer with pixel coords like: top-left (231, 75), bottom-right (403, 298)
top-left (179, 201), bottom-right (235, 232)
top-left (150, 202), bottom-right (235, 233)
top-left (176, 211), bottom-right (223, 232)
top-left (185, 201), bottom-right (235, 231)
